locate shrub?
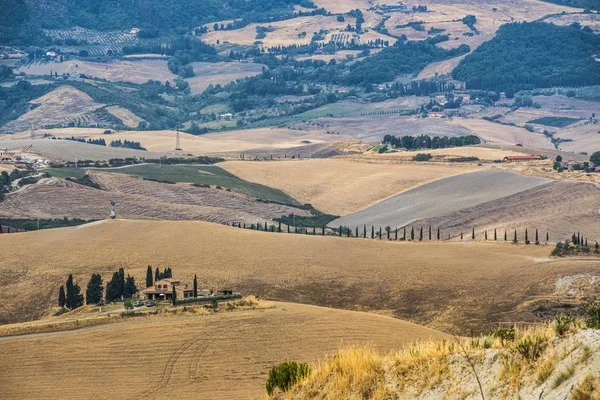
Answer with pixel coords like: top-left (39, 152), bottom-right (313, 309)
top-left (515, 335), bottom-right (546, 361)
top-left (493, 326), bottom-right (516, 346)
top-left (266, 360), bottom-right (311, 395)
top-left (413, 153), bottom-right (432, 161)
top-left (124, 299), bottom-right (134, 310)
top-left (552, 315), bottom-right (573, 336)
top-left (552, 364), bottom-right (575, 388)
top-left (586, 302), bottom-right (600, 329)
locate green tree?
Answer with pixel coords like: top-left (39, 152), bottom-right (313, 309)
top-left (124, 299), bottom-right (134, 310)
top-left (419, 226), bottom-right (423, 241)
top-left (371, 225), bottom-right (374, 239)
top-left (106, 271), bottom-right (122, 302)
top-left (535, 228), bottom-right (539, 245)
top-left (58, 285), bottom-right (66, 307)
top-left (485, 230), bottom-right (488, 240)
top-left (363, 224), bottom-right (367, 238)
top-left (86, 273), bottom-right (103, 305)
top-left (513, 230), bottom-right (518, 244)
top-left (460, 232), bottom-right (463, 240)
top-left (155, 267), bottom-right (160, 282)
top-left (385, 226), bottom-right (391, 240)
top-left (525, 228), bottom-right (530, 245)
top-left (546, 232), bottom-right (549, 242)
top-left (472, 227), bottom-right (475, 240)
top-left (437, 227), bottom-right (440, 240)
top-left (590, 151), bottom-right (600, 165)
top-left (411, 226), bottom-right (415, 241)
top-left (428, 225), bottom-right (432, 240)
top-left (124, 275), bottom-right (137, 298)
top-left (172, 284), bottom-right (177, 306)
top-left (193, 274), bottom-right (198, 298)
top-left (379, 226), bottom-right (382, 239)
top-left (494, 229), bottom-right (497, 241)
top-left (66, 274), bottom-right (75, 309)
top-left (146, 265), bottom-right (153, 287)
top-left (504, 231), bottom-right (507, 241)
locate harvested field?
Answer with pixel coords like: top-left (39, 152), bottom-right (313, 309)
top-left (542, 12), bottom-right (600, 32)
top-left (0, 220), bottom-right (598, 333)
top-left (358, 145), bottom-right (527, 162)
top-left (411, 180), bottom-right (600, 242)
top-left (16, 60), bottom-right (177, 84)
top-left (559, 123), bottom-right (600, 154)
top-left (0, 302), bottom-right (447, 400)
top-left (0, 173), bottom-right (309, 223)
top-left (298, 115), bottom-right (471, 142)
top-left (330, 170), bottom-right (551, 228)
top-left (450, 118), bottom-right (555, 149)
top-left (105, 106), bottom-right (144, 128)
top-left (0, 86), bottom-right (103, 133)
top-left (0, 139), bottom-right (159, 161)
top-left (221, 159), bottom-right (481, 215)
top-left (186, 61), bottom-right (264, 95)
top-left (298, 97), bottom-right (429, 118)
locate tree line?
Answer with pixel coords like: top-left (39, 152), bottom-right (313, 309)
top-left (382, 134), bottom-right (480, 150)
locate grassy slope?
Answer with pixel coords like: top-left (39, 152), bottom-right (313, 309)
top-left (1, 220), bottom-right (599, 332)
top-left (47, 164), bottom-right (298, 204)
top-left (0, 301), bottom-right (448, 400)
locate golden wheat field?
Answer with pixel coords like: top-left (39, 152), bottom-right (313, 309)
top-left (220, 159), bottom-right (481, 215)
top-left (1, 220), bottom-right (598, 333)
top-left (0, 301), bottom-right (447, 400)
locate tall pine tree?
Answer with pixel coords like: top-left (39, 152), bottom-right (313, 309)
top-left (58, 285), bottom-right (66, 307)
top-left (86, 273), bottom-right (103, 305)
top-left (146, 265), bottom-right (153, 287)
top-left (193, 274), bottom-right (198, 298)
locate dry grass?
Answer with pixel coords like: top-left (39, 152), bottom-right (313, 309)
top-left (105, 105), bottom-right (144, 128)
top-left (362, 145), bottom-right (527, 161)
top-left (271, 323), bottom-right (600, 400)
top-left (0, 86), bottom-right (103, 133)
top-left (16, 60), bottom-right (177, 84)
top-left (450, 118), bottom-right (555, 149)
top-left (220, 158), bottom-right (481, 215)
top-left (0, 301), bottom-right (447, 400)
top-left (185, 61), bottom-right (264, 95)
top-left (0, 220), bottom-right (598, 332)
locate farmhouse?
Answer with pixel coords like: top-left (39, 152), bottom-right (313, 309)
top-left (142, 278), bottom-right (194, 301)
top-left (503, 155), bottom-right (542, 162)
top-left (45, 51), bottom-right (57, 59)
top-left (219, 113), bottom-right (234, 120)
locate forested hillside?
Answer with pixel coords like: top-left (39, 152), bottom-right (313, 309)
top-left (452, 22), bottom-right (600, 93)
top-left (2, 0), bottom-right (312, 45)
top-left (541, 0), bottom-right (599, 9)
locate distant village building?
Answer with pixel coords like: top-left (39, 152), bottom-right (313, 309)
top-left (336, 87), bottom-right (348, 94)
top-left (503, 155), bottom-right (543, 162)
top-left (45, 51), bottom-right (57, 59)
top-left (142, 278), bottom-right (194, 301)
top-left (219, 113), bottom-right (234, 120)
top-left (130, 28), bottom-right (140, 35)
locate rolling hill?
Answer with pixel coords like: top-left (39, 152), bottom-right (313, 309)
top-left (1, 219), bottom-right (599, 333)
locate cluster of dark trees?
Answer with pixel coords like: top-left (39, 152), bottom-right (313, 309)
top-left (110, 139), bottom-right (146, 151)
top-left (0, 81), bottom-right (57, 127)
top-left (382, 134), bottom-right (480, 150)
top-left (552, 233), bottom-right (599, 257)
top-left (453, 22), bottom-right (600, 92)
top-left (0, 217), bottom-right (94, 231)
top-left (58, 274), bottom-right (84, 310)
top-left (0, 168), bottom-right (35, 201)
top-left (64, 136), bottom-right (106, 146)
top-left (541, 0), bottom-right (598, 9)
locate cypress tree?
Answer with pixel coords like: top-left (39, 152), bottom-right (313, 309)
top-left (155, 267), bottom-right (160, 282)
top-left (411, 226), bottom-right (415, 241)
top-left (513, 230), bottom-right (518, 244)
top-left (66, 274), bottom-right (74, 309)
top-left (355, 226), bottom-right (358, 238)
top-left (265, 221), bottom-right (268, 231)
top-left (278, 221), bottom-right (282, 233)
top-left (485, 230), bottom-right (488, 241)
top-left (371, 226), bottom-right (374, 239)
top-left (504, 231), bottom-right (507, 241)
top-left (314, 226), bottom-right (316, 235)
top-left (339, 225), bottom-right (342, 237)
top-left (437, 227), bottom-right (440, 240)
top-left (364, 224), bottom-right (367, 238)
top-left (578, 232), bottom-right (581, 246)
top-left (172, 284), bottom-right (177, 306)
top-left (118, 267), bottom-right (125, 295)
top-left (86, 273), bottom-right (103, 305)
top-left (193, 274), bottom-right (198, 298)
top-left (585, 238), bottom-right (588, 247)
top-left (428, 226), bottom-right (432, 240)
top-left (287, 224), bottom-right (290, 233)
top-left (146, 265), bottom-right (153, 287)
top-left (472, 228), bottom-right (475, 240)
top-left (322, 224), bottom-right (325, 236)
top-left (124, 275), bottom-right (137, 298)
top-left (106, 271), bottom-right (122, 303)
top-left (294, 225), bottom-right (298, 234)
top-left (525, 228), bottom-right (529, 244)
top-left (494, 229), bottom-right (497, 241)
top-left (546, 232), bottom-right (549, 242)
top-left (419, 226), bottom-right (423, 241)
top-left (379, 227), bottom-right (382, 239)
top-left (460, 232), bottom-right (463, 240)
top-left (403, 226), bottom-right (406, 240)
top-left (58, 285), bottom-right (66, 307)
top-left (395, 228), bottom-right (398, 241)
top-left (535, 228), bottom-right (539, 245)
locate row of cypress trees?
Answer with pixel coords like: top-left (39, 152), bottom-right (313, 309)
top-left (58, 268), bottom-right (138, 309)
top-left (225, 221), bottom-right (554, 244)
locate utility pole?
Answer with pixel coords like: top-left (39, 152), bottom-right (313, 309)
top-left (175, 129), bottom-right (182, 151)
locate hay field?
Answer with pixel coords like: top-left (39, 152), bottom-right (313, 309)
top-left (186, 61), bottom-right (264, 95)
top-left (0, 86), bottom-right (103, 133)
top-left (411, 180), bottom-right (600, 242)
top-left (450, 118), bottom-right (555, 149)
top-left (0, 172), bottom-right (308, 223)
top-left (298, 97), bottom-right (428, 118)
top-left (0, 302), bottom-right (447, 400)
top-left (559, 123), bottom-right (600, 154)
top-left (17, 60), bottom-right (177, 84)
top-left (105, 105), bottom-right (144, 128)
top-left (221, 159), bottom-right (481, 215)
top-left (330, 170), bottom-right (550, 228)
top-left (543, 12), bottom-right (600, 31)
top-left (0, 220), bottom-right (597, 332)
top-left (0, 139), bottom-right (159, 161)
top-left (359, 145), bottom-right (527, 161)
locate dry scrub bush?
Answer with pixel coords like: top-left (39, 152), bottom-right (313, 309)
top-left (571, 373), bottom-right (600, 400)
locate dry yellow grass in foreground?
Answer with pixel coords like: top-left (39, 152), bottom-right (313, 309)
top-left (0, 301), bottom-right (447, 400)
top-left (1, 220), bottom-right (598, 333)
top-left (220, 159), bottom-right (481, 215)
top-left (270, 322), bottom-right (600, 399)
